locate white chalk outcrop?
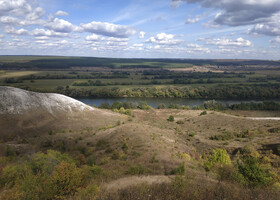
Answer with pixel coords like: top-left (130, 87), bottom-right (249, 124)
top-left (0, 86), bottom-right (94, 115)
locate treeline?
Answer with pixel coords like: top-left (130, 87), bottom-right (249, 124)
top-left (145, 70), bottom-right (249, 79)
top-left (229, 101), bottom-right (280, 110)
top-left (20, 83), bottom-right (280, 99)
top-left (1, 56), bottom-right (280, 70)
top-left (97, 100), bottom-right (280, 111)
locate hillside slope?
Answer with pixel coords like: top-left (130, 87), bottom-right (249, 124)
top-left (0, 86), bottom-right (124, 139)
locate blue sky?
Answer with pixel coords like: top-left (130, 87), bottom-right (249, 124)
top-left (0, 0), bottom-right (279, 59)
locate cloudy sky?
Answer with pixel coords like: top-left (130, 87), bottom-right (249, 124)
top-left (0, 0), bottom-right (279, 59)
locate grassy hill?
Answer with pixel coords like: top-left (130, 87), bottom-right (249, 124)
top-left (0, 87), bottom-right (279, 199)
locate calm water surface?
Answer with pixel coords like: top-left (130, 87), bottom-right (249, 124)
top-left (76, 97), bottom-right (270, 108)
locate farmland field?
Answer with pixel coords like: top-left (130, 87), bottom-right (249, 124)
top-left (0, 56), bottom-right (279, 100)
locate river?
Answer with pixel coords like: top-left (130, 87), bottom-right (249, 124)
top-left (76, 97), bottom-right (271, 108)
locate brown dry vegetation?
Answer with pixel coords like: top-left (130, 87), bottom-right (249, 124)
top-left (0, 107), bottom-right (279, 199)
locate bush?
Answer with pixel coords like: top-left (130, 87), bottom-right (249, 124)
top-left (126, 165), bottom-right (150, 175)
top-left (170, 163), bottom-right (186, 175)
top-left (176, 120), bottom-right (184, 124)
top-left (157, 103), bottom-right (166, 109)
top-left (236, 156), bottom-right (276, 187)
top-left (204, 149), bottom-right (231, 171)
top-left (0, 150), bottom-right (92, 200)
top-left (76, 184), bottom-right (100, 200)
top-left (199, 111), bottom-right (207, 116)
top-left (98, 103), bottom-right (111, 109)
top-left (50, 161), bottom-right (86, 198)
top-left (167, 115), bottom-right (175, 122)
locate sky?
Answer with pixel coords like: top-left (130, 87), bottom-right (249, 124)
top-left (0, 0), bottom-right (279, 59)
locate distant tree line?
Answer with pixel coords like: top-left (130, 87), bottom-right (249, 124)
top-left (19, 83), bottom-right (280, 100)
top-left (97, 100), bottom-right (280, 111)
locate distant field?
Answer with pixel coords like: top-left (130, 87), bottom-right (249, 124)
top-left (1, 56), bottom-right (280, 70)
top-left (0, 70), bottom-right (40, 78)
top-left (0, 56), bottom-right (279, 99)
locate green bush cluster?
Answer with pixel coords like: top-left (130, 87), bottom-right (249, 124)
top-left (204, 149), bottom-right (231, 171)
top-left (0, 150), bottom-right (99, 200)
top-left (167, 115), bottom-right (175, 122)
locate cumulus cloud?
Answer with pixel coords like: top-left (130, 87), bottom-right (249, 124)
top-left (85, 33), bottom-right (100, 41)
top-left (44, 18), bottom-right (80, 33)
top-left (0, 0), bottom-right (45, 26)
top-left (0, 16), bottom-right (20, 25)
top-left (146, 33), bottom-right (181, 45)
top-left (204, 37), bottom-right (252, 47)
top-left (172, 0), bottom-right (280, 26)
top-left (81, 21), bottom-right (136, 38)
top-left (186, 17), bottom-right (200, 24)
top-left (249, 13), bottom-right (280, 36)
top-left (55, 10), bottom-right (69, 16)
top-left (26, 7), bottom-right (45, 21)
top-left (32, 28), bottom-right (69, 37)
top-left (4, 26), bottom-right (29, 35)
top-left (186, 43), bottom-right (210, 53)
top-left (139, 31), bottom-right (146, 39)
top-left (0, 0), bottom-right (32, 16)
top-left (270, 36), bottom-right (280, 43)
top-left (85, 33), bottom-right (129, 42)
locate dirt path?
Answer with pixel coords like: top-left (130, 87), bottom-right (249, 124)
top-left (247, 117), bottom-right (280, 120)
top-left (103, 175), bottom-right (172, 191)
top-left (216, 112), bottom-right (280, 120)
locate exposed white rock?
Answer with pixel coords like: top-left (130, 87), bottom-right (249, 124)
top-left (0, 86), bottom-right (94, 115)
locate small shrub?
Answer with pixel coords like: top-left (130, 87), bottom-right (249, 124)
top-left (157, 103), bottom-right (166, 109)
top-left (150, 153), bottom-right (159, 163)
top-left (96, 139), bottom-right (109, 149)
top-left (76, 184), bottom-right (100, 199)
top-left (170, 163), bottom-right (186, 175)
top-left (121, 143), bottom-right (129, 152)
top-left (48, 130), bottom-right (54, 135)
top-left (176, 120), bottom-right (184, 124)
top-left (126, 165), bottom-right (150, 175)
top-left (204, 149), bottom-right (231, 171)
top-left (210, 132), bottom-right (235, 141)
top-left (200, 111), bottom-right (207, 116)
top-left (167, 115), bottom-right (175, 122)
top-left (111, 150), bottom-right (120, 160)
top-left (189, 132), bottom-right (196, 137)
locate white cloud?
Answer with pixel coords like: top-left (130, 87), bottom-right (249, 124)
top-left (186, 43), bottom-right (210, 53)
top-left (85, 33), bottom-right (101, 41)
top-left (32, 28), bottom-right (69, 37)
top-left (204, 37), bottom-right (252, 47)
top-left (35, 36), bottom-right (49, 40)
top-left (55, 10), bottom-right (69, 16)
top-left (4, 26), bottom-right (29, 35)
top-left (0, 0), bottom-right (32, 17)
top-left (44, 18), bottom-right (80, 33)
top-left (0, 1), bottom-right (45, 27)
top-left (0, 16), bottom-right (20, 25)
top-left (26, 7), bottom-right (45, 21)
top-left (81, 21), bottom-right (136, 38)
top-left (270, 36), bottom-right (280, 43)
top-left (186, 17), bottom-right (200, 24)
top-left (139, 31), bottom-right (146, 39)
top-left (133, 43), bottom-right (144, 47)
top-left (146, 33), bottom-right (181, 45)
top-left (173, 0), bottom-right (280, 26)
top-left (249, 13), bottom-right (280, 36)
top-left (170, 0), bottom-right (183, 9)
